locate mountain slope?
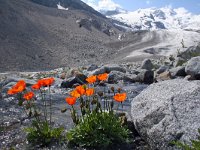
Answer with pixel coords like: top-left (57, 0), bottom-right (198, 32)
top-left (0, 0), bottom-right (120, 72)
top-left (104, 7), bottom-right (200, 31)
top-left (31, 0), bottom-right (105, 18)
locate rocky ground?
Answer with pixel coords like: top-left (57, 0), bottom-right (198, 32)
top-left (0, 63), bottom-right (149, 149)
top-left (1, 43), bottom-right (200, 149)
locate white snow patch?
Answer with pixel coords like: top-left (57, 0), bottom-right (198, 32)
top-left (57, 3), bottom-right (69, 11)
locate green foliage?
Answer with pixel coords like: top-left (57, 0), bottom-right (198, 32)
top-left (24, 120), bottom-right (65, 147)
top-left (67, 111), bottom-right (130, 149)
top-left (172, 129), bottom-right (200, 150)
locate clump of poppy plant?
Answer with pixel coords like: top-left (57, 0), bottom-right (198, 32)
top-left (7, 77), bottom-right (65, 147)
top-left (64, 73), bottom-right (130, 149)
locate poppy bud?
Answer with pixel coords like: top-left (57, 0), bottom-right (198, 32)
top-left (118, 88), bottom-right (122, 93)
top-left (98, 91), bottom-right (103, 97)
top-left (111, 87), bottom-right (115, 92)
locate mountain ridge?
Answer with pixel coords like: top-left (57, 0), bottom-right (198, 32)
top-left (101, 7), bottom-right (200, 31)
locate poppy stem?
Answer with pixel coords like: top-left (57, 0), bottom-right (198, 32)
top-left (121, 102), bottom-right (123, 113)
top-left (49, 86), bottom-right (52, 126)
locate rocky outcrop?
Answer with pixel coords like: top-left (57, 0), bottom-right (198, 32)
top-left (131, 79), bottom-right (200, 149)
top-left (185, 56), bottom-right (200, 80)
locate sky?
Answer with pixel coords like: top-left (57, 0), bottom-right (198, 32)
top-left (82, 0), bottom-right (200, 14)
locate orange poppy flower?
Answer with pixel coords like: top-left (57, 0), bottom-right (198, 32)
top-left (37, 77), bottom-right (55, 87)
top-left (7, 80), bottom-right (26, 95)
top-left (23, 91), bottom-right (34, 101)
top-left (97, 73), bottom-right (108, 81)
top-left (86, 75), bottom-right (97, 84)
top-left (15, 80), bottom-right (26, 87)
top-left (7, 88), bottom-right (19, 95)
top-left (31, 83), bottom-right (41, 90)
top-left (113, 93), bottom-right (127, 102)
top-left (65, 97), bottom-right (76, 105)
top-left (75, 85), bottom-right (85, 95)
top-left (85, 88), bottom-right (95, 96)
top-left (70, 90), bottom-right (81, 98)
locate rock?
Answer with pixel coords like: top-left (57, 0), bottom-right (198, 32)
top-left (177, 44), bottom-right (200, 60)
top-left (87, 64), bottom-right (98, 71)
top-left (169, 66), bottom-right (186, 77)
top-left (140, 59), bottom-right (153, 71)
top-left (108, 71), bottom-right (134, 84)
top-left (156, 66), bottom-right (169, 74)
top-left (89, 64), bottom-right (126, 75)
top-left (134, 69), bottom-right (154, 84)
top-left (131, 79), bottom-right (200, 149)
top-left (185, 56), bottom-right (200, 80)
top-left (174, 57), bottom-right (187, 67)
top-left (156, 71), bottom-right (172, 82)
top-left (60, 73), bottom-right (66, 80)
top-left (61, 74), bottom-right (87, 88)
top-left (15, 77), bottom-right (36, 86)
top-left (184, 75), bottom-right (195, 81)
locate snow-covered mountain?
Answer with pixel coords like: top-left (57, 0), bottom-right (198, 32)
top-left (102, 7), bottom-right (200, 31)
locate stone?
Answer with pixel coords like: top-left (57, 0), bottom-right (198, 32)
top-left (174, 57), bottom-right (187, 67)
top-left (134, 69), bottom-right (154, 84)
top-left (89, 64), bottom-right (126, 75)
top-left (140, 59), bottom-right (154, 71)
top-left (60, 73), bottom-right (66, 80)
top-left (169, 66), bottom-right (186, 77)
top-left (177, 44), bottom-right (200, 60)
top-left (61, 73), bottom-right (87, 88)
top-left (185, 56), bottom-right (200, 80)
top-left (87, 64), bottom-right (98, 71)
top-left (131, 79), bottom-right (200, 150)
top-left (156, 71), bottom-right (172, 82)
top-left (108, 71), bottom-right (134, 84)
top-left (156, 66), bottom-right (169, 74)
top-left (184, 75), bottom-right (195, 81)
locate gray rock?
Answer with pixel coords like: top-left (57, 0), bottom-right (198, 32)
top-left (61, 74), bottom-right (87, 88)
top-left (156, 65), bottom-right (169, 74)
top-left (185, 56), bottom-right (200, 79)
top-left (156, 71), bottom-right (172, 82)
top-left (169, 66), bottom-right (186, 77)
top-left (177, 44), bottom-right (200, 60)
top-left (87, 64), bottom-right (98, 71)
top-left (184, 75), bottom-right (195, 81)
top-left (134, 69), bottom-right (154, 84)
top-left (7, 77), bottom-right (36, 86)
top-left (89, 64), bottom-right (126, 75)
top-left (174, 57), bottom-right (187, 67)
top-left (140, 59), bottom-right (154, 71)
top-left (108, 71), bottom-right (134, 84)
top-left (131, 79), bottom-right (200, 150)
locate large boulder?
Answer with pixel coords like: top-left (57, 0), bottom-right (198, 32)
top-left (185, 56), bottom-right (200, 80)
top-left (140, 59), bottom-right (154, 71)
top-left (131, 79), bottom-right (200, 149)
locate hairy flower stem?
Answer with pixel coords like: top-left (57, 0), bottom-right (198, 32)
top-left (121, 102), bottom-right (123, 113)
top-left (49, 86), bottom-right (52, 126)
top-left (40, 89), bottom-right (47, 122)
